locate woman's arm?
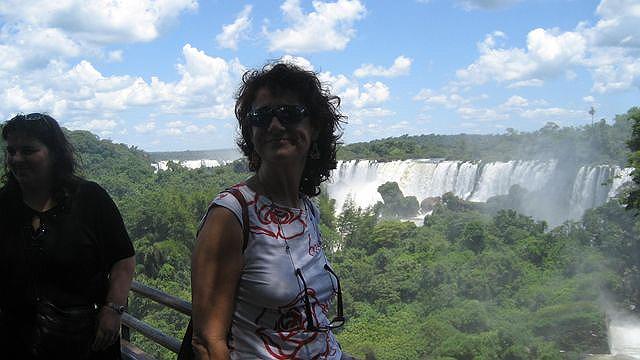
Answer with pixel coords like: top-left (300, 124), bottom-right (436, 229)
top-left (191, 207), bottom-right (244, 360)
top-left (92, 255), bottom-right (135, 351)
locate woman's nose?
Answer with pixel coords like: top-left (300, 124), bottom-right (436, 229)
top-left (267, 115), bottom-right (285, 131)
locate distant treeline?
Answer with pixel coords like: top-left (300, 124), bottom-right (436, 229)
top-left (337, 107), bottom-right (639, 166)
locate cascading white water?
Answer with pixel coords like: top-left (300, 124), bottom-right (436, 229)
top-left (568, 166), bottom-right (632, 220)
top-left (326, 159), bottom-right (633, 223)
top-left (468, 160), bottom-right (558, 202)
top-left (609, 167), bottom-right (635, 198)
top-left (152, 159), bottom-right (227, 172)
top-left (609, 321), bottom-right (640, 359)
top-left (327, 159), bottom-right (559, 211)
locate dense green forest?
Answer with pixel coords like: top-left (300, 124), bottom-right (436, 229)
top-left (0, 107), bottom-right (639, 359)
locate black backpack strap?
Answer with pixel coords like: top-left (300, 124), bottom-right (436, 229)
top-left (178, 187), bottom-right (249, 360)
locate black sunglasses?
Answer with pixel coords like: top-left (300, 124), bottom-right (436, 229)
top-left (246, 105), bottom-right (307, 128)
top-left (295, 264), bottom-right (345, 332)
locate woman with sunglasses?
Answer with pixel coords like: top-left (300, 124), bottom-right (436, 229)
top-left (0, 114), bottom-right (135, 359)
top-left (190, 62), bottom-right (352, 359)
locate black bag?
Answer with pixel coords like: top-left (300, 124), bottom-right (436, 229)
top-left (178, 188), bottom-right (249, 360)
top-left (30, 299), bottom-right (98, 359)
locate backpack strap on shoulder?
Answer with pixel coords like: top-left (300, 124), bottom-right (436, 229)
top-left (224, 187), bottom-right (249, 253)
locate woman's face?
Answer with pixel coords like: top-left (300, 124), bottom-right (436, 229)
top-left (251, 87), bottom-right (317, 169)
top-left (5, 133), bottom-right (54, 187)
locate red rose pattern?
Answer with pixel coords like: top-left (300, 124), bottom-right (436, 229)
top-left (250, 193), bottom-right (308, 241)
top-left (255, 288), bottom-right (336, 359)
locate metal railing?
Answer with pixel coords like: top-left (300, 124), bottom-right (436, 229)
top-left (121, 281), bottom-right (192, 359)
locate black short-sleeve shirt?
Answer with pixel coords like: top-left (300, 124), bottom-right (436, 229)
top-left (0, 180), bottom-right (135, 310)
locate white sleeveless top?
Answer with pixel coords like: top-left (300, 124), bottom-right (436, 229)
top-left (203, 183), bottom-right (343, 359)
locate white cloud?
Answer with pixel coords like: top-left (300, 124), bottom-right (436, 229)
top-left (216, 5), bottom-right (252, 50)
top-left (352, 107), bottom-right (394, 118)
top-left (0, 0), bottom-right (198, 72)
top-left (354, 56), bottom-right (412, 78)
top-left (65, 118), bottom-right (119, 137)
top-left (457, 0), bottom-right (520, 10)
top-left (185, 125), bottom-right (200, 133)
top-left (80, 119), bottom-right (118, 131)
top-left (456, 1), bottom-right (640, 93)
top-left (0, 44), bottom-right (25, 72)
top-left (520, 107), bottom-right (583, 119)
top-left (0, 0), bottom-right (198, 45)
top-left (134, 121), bottom-right (156, 133)
top-left (107, 50), bottom-right (124, 62)
top-left (414, 89), bottom-right (449, 105)
top-left (502, 95), bottom-right (528, 108)
top-left (14, 26), bottom-right (82, 58)
top-left (167, 120), bottom-right (187, 128)
top-left (319, 72), bottom-right (391, 110)
top-left (585, 47), bottom-right (640, 93)
top-left (456, 29), bottom-right (586, 86)
top-left (350, 82), bottom-right (390, 108)
top-left (413, 88), bottom-right (476, 109)
top-left (162, 121), bottom-right (217, 136)
top-left (583, 96), bottom-right (595, 103)
top-left (586, 0), bottom-right (640, 48)
top-left (0, 25), bottom-right (83, 71)
top-left (164, 128), bottom-right (183, 136)
top-left (457, 106), bottom-right (509, 121)
top-left (390, 120), bottom-right (411, 130)
top-left (0, 44), bottom-right (244, 127)
top-left (318, 71), bottom-right (393, 121)
top-left (280, 55), bottom-right (315, 71)
top-left (507, 79), bottom-right (544, 88)
top-left (264, 0), bottom-right (366, 53)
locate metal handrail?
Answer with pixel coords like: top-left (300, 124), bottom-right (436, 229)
top-left (130, 281), bottom-right (192, 315)
top-left (121, 280), bottom-right (192, 358)
top-left (121, 340), bottom-right (157, 360)
top-left (122, 313), bottom-right (182, 353)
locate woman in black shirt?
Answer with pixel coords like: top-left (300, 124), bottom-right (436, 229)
top-left (0, 113), bottom-right (135, 359)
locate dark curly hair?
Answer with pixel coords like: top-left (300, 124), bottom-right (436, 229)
top-left (2, 113), bottom-right (78, 191)
top-left (235, 62), bottom-right (345, 197)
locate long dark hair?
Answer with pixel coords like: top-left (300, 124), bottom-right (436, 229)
top-left (235, 62), bottom-right (346, 197)
top-left (2, 113), bottom-right (79, 191)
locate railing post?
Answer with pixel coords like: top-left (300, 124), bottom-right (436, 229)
top-left (122, 297), bottom-right (131, 341)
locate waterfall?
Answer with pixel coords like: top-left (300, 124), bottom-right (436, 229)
top-left (327, 159), bottom-right (633, 224)
top-left (609, 167), bottom-right (635, 198)
top-left (568, 166), bottom-right (632, 220)
top-left (468, 160), bottom-right (558, 202)
top-left (607, 310), bottom-right (640, 359)
top-left (152, 159), bottom-right (226, 172)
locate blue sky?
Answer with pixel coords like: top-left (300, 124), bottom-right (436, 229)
top-left (0, 0), bottom-right (638, 151)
